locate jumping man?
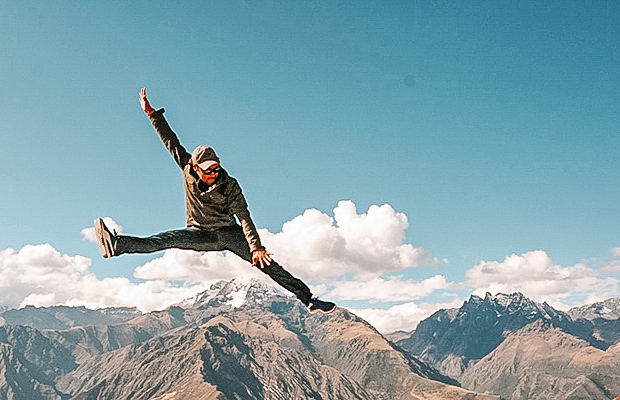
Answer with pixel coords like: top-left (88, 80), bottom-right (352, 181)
top-left (94, 88), bottom-right (335, 314)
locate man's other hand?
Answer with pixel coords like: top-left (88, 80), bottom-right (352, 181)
top-left (139, 87), bottom-right (155, 115)
top-left (252, 249), bottom-right (273, 269)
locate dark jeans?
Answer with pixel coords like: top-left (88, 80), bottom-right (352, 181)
top-left (116, 225), bottom-right (312, 305)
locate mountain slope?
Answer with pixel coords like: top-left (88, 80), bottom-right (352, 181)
top-left (460, 320), bottom-right (620, 400)
top-left (58, 314), bottom-right (374, 400)
top-left (0, 325), bottom-right (77, 400)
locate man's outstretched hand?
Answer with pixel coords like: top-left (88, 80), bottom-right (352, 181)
top-left (139, 87), bottom-right (156, 115)
top-left (252, 249), bottom-right (273, 269)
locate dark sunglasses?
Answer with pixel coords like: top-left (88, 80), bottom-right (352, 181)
top-left (203, 167), bottom-right (221, 175)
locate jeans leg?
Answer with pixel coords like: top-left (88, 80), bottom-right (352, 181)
top-left (219, 226), bottom-right (313, 305)
top-left (116, 227), bottom-right (221, 254)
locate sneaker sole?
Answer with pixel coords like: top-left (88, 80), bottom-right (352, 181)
top-left (94, 218), bottom-right (112, 258)
top-left (309, 305), bottom-right (336, 315)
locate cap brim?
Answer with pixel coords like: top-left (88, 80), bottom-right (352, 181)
top-left (197, 160), bottom-right (219, 170)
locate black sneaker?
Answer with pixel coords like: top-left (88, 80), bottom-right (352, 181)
top-left (95, 218), bottom-right (118, 258)
top-left (308, 298), bottom-right (336, 314)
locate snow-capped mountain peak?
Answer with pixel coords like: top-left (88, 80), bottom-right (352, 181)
top-left (459, 292), bottom-right (571, 327)
top-left (568, 298), bottom-right (620, 321)
top-left (176, 278), bottom-right (287, 310)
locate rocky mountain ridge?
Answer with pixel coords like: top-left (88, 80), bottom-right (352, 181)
top-left (396, 292), bottom-right (620, 400)
top-left (0, 305), bottom-right (142, 330)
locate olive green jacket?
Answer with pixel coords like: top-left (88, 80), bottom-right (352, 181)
top-left (149, 109), bottom-right (264, 252)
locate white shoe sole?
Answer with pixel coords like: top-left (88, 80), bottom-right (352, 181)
top-left (309, 304), bottom-right (336, 314)
top-left (95, 218), bottom-right (113, 258)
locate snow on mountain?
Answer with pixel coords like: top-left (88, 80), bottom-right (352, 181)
top-left (175, 277), bottom-right (288, 310)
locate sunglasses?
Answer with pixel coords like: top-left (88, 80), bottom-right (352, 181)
top-left (202, 166), bottom-right (221, 175)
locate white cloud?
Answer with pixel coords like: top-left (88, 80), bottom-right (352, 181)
top-left (464, 250), bottom-right (620, 306)
top-left (325, 275), bottom-right (449, 302)
top-left (351, 299), bottom-right (464, 334)
top-left (0, 244), bottom-right (208, 312)
top-left (601, 247), bottom-right (620, 272)
top-left (259, 200), bottom-right (435, 281)
top-left (81, 217), bottom-right (123, 243)
top-left (134, 248), bottom-right (270, 284)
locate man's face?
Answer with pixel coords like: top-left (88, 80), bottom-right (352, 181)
top-left (193, 163), bottom-right (220, 185)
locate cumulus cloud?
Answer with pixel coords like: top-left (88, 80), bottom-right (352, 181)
top-left (259, 200), bottom-right (435, 281)
top-left (351, 298), bottom-right (464, 334)
top-left (81, 217), bottom-right (123, 243)
top-left (0, 244), bottom-right (208, 312)
top-left (465, 250), bottom-right (620, 305)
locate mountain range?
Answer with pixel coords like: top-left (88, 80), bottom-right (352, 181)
top-left (3, 282), bottom-right (619, 400)
top-left (395, 292), bottom-right (620, 400)
top-left (0, 279), bottom-right (497, 400)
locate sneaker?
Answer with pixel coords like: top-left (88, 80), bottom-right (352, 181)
top-left (308, 298), bottom-right (336, 314)
top-left (95, 218), bottom-right (117, 258)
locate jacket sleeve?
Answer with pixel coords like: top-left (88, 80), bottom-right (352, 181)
top-left (149, 108), bottom-right (192, 169)
top-left (228, 180), bottom-right (264, 252)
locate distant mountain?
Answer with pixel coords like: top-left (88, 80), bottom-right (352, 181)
top-left (0, 305), bottom-right (141, 330)
top-left (384, 329), bottom-right (414, 343)
top-left (396, 292), bottom-right (572, 377)
top-left (0, 279), bottom-right (497, 400)
top-left (568, 298), bottom-right (620, 321)
top-left (395, 292), bottom-right (620, 400)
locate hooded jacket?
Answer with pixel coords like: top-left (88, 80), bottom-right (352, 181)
top-left (149, 108), bottom-right (264, 252)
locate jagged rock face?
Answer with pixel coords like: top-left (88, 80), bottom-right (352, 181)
top-left (460, 320), bottom-right (620, 400)
top-left (0, 325), bottom-right (77, 400)
top-left (568, 298), bottom-right (620, 321)
top-left (396, 292), bottom-right (572, 377)
top-left (0, 279), bottom-right (498, 400)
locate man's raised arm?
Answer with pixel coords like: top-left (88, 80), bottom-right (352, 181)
top-left (139, 87), bottom-right (191, 169)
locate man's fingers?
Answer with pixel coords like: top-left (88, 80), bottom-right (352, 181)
top-left (263, 253), bottom-right (272, 266)
top-left (252, 250), bottom-right (273, 269)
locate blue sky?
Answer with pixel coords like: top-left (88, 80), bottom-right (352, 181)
top-left (1, 1), bottom-right (618, 332)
